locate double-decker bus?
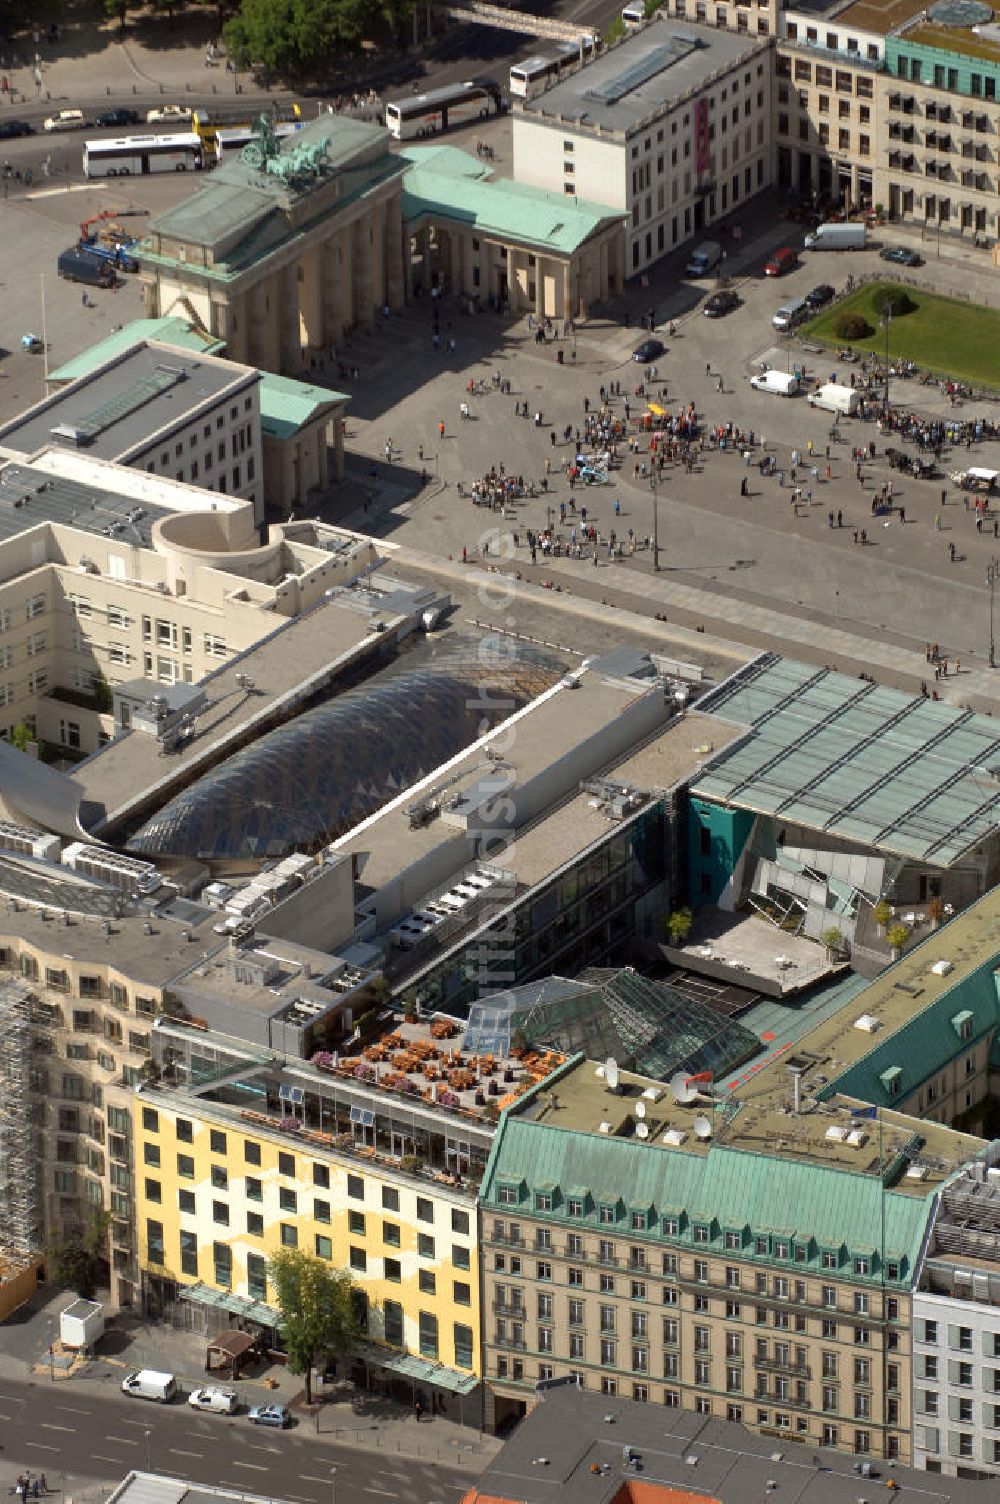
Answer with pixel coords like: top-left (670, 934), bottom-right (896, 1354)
top-left (385, 79), bottom-right (502, 141)
top-left (191, 103), bottom-right (302, 159)
top-left (82, 132), bottom-right (203, 178)
top-left (214, 121), bottom-right (303, 161)
top-left (509, 37), bottom-right (596, 100)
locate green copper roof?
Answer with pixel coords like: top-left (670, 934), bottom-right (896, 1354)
top-left (48, 319), bottom-right (224, 384)
top-left (692, 653), bottom-right (1000, 866)
top-left (258, 373), bottom-right (349, 440)
top-left (484, 1116), bottom-right (935, 1278)
top-left (402, 150), bottom-right (623, 257)
top-left (144, 116), bottom-right (404, 276)
top-left (823, 912), bottom-right (1000, 1108)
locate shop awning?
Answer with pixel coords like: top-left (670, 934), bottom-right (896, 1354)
top-left (178, 1282), bottom-right (280, 1327)
top-left (356, 1342), bottom-right (480, 1396)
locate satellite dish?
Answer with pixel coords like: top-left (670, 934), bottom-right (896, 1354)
top-left (636, 1101), bottom-right (646, 1119)
top-left (605, 1057), bottom-right (620, 1093)
top-left (636, 1122), bottom-right (650, 1140)
top-left (693, 1115), bottom-right (713, 1140)
top-left (669, 1072), bottom-right (697, 1105)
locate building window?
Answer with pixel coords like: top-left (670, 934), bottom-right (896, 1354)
top-left (281, 1224), bottom-right (299, 1249)
top-left (247, 1253), bottom-right (267, 1301)
top-left (315, 1235), bottom-right (333, 1261)
top-left (419, 1312), bottom-right (439, 1360)
top-left (213, 1242), bottom-right (232, 1288)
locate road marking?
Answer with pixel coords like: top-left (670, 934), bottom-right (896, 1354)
top-left (168, 1450), bottom-right (204, 1459)
top-left (92, 1455), bottom-right (127, 1465)
top-left (119, 1419), bottom-right (154, 1430)
top-left (26, 1446), bottom-right (60, 1454)
top-left (363, 1490), bottom-right (397, 1498)
top-left (54, 1407), bottom-right (91, 1415)
top-left (297, 1477), bottom-right (332, 1485)
top-left (230, 1462), bottom-right (268, 1472)
top-left (39, 1423), bottom-right (76, 1433)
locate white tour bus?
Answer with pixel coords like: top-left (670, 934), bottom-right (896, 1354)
top-left (214, 121), bottom-right (302, 162)
top-left (83, 132), bottom-right (203, 178)
top-left (385, 80), bottom-right (502, 141)
top-left (622, 2), bottom-right (647, 25)
top-left (509, 38), bottom-right (595, 100)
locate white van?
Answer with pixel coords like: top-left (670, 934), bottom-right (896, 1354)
top-left (121, 1370), bottom-right (180, 1403)
top-left (772, 298), bottom-right (809, 332)
top-left (622, 3), bottom-right (646, 25)
top-left (808, 383), bottom-right (860, 415)
top-left (750, 370), bottom-right (800, 397)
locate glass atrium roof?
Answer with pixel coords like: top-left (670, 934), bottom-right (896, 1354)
top-left (693, 654), bottom-right (1000, 866)
top-left (465, 967), bottom-right (760, 1083)
top-left (126, 647), bottom-right (560, 863)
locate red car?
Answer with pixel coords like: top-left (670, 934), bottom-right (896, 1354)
top-left (765, 246), bottom-right (798, 276)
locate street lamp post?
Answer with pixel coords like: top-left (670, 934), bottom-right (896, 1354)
top-left (650, 470), bottom-right (660, 572)
top-left (988, 556), bottom-right (999, 668)
top-left (881, 308), bottom-right (892, 409)
top-left (144, 1429), bottom-right (151, 1474)
top-left (331, 1467), bottom-right (338, 1504)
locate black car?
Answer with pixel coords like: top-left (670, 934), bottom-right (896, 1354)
top-left (805, 283), bottom-right (835, 309)
top-left (0, 120), bottom-right (34, 139)
top-left (632, 337), bottom-right (665, 363)
top-left (880, 245), bottom-right (923, 267)
top-left (95, 107), bottom-right (140, 128)
top-left (703, 289), bottom-right (740, 318)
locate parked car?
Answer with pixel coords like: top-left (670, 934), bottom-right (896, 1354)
top-left (704, 288), bottom-right (740, 318)
top-left (95, 107), bottom-right (140, 128)
top-left (189, 1386), bottom-right (238, 1415)
top-left (764, 245), bottom-right (798, 277)
top-left (145, 104), bottom-right (192, 124)
top-left (43, 109), bottom-right (86, 133)
top-left (805, 283), bottom-right (835, 309)
top-left (632, 337), bottom-right (665, 363)
top-left (20, 334), bottom-right (44, 352)
top-left (0, 120), bottom-right (34, 139)
top-left (880, 245), bottom-right (922, 266)
top-left (248, 1404), bottom-right (291, 1429)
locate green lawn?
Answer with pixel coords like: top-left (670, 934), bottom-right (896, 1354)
top-left (802, 281), bottom-right (1000, 389)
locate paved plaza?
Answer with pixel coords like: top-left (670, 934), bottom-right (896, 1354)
top-left (3, 103), bottom-right (1000, 706)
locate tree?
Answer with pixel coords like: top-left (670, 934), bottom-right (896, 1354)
top-left (225, 0), bottom-right (369, 78)
top-left (47, 1212), bottom-right (110, 1301)
top-left (872, 899), bottom-right (892, 931)
top-left (8, 722), bottom-right (35, 753)
top-left (820, 926), bottom-right (846, 959)
top-left (103, 0), bottom-right (134, 34)
top-left (662, 907), bottom-right (693, 946)
top-left (268, 1248), bottom-right (360, 1402)
top-left (604, 15), bottom-right (626, 42)
top-left (886, 922), bottom-right (911, 956)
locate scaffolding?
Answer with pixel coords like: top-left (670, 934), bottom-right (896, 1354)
top-left (0, 979), bottom-right (41, 1268)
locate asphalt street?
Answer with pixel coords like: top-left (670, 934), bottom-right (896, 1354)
top-left (0, 1377), bottom-right (470, 1504)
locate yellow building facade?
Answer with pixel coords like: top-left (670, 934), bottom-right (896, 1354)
top-left (133, 1093), bottom-right (481, 1383)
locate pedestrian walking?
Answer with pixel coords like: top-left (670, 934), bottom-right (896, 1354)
top-left (837, 510), bottom-right (843, 527)
top-left (437, 419), bottom-right (445, 440)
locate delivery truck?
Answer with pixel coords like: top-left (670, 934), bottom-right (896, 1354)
top-left (807, 383), bottom-right (861, 415)
top-left (803, 222), bottom-right (867, 251)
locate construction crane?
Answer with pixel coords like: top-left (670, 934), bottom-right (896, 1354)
top-left (79, 207), bottom-right (149, 246)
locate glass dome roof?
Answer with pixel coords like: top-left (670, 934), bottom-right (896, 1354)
top-left (126, 647), bottom-right (561, 863)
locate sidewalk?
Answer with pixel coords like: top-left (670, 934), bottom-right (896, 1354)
top-left (0, 1292), bottom-right (497, 1473)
